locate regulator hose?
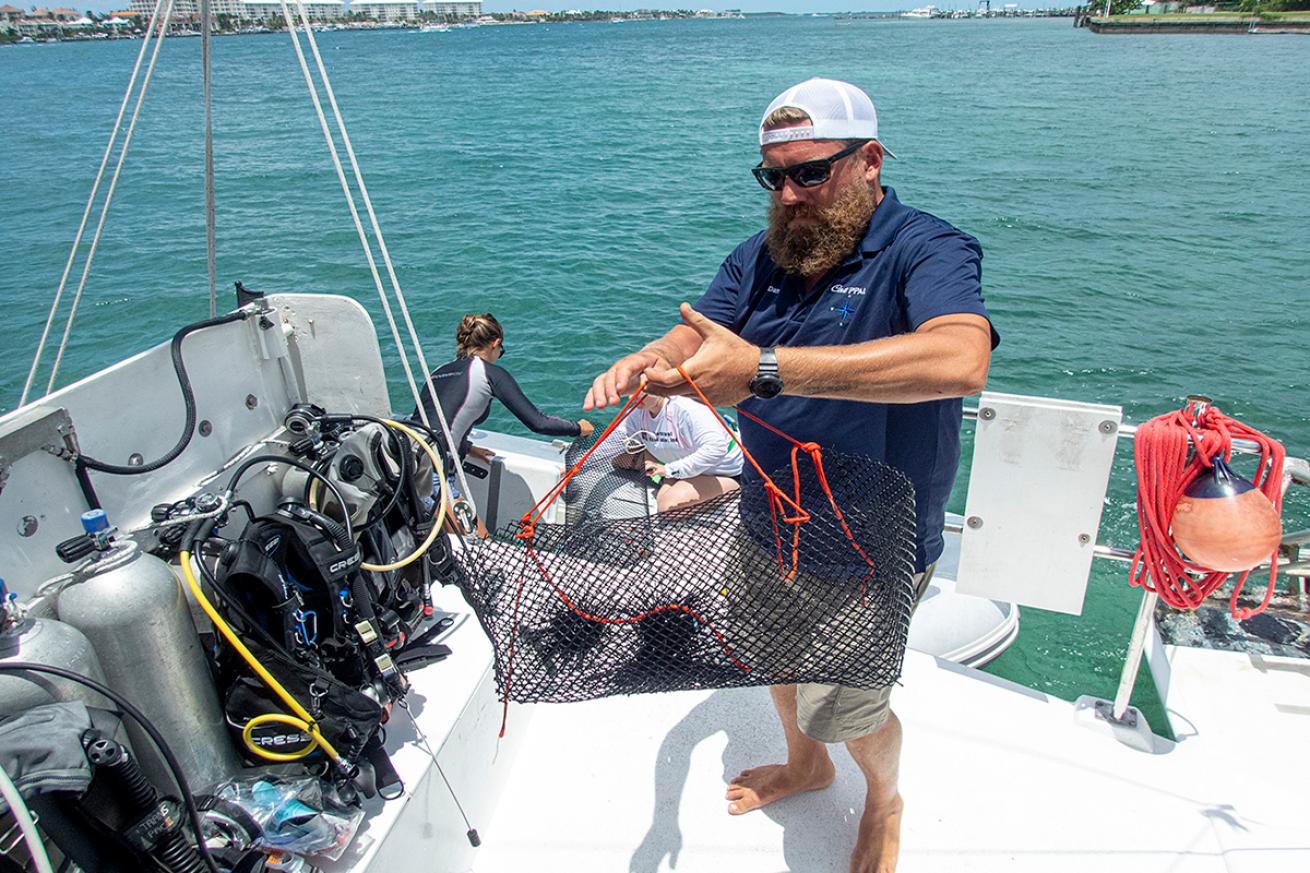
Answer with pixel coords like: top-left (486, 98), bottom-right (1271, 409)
top-left (306, 419), bottom-right (447, 572)
top-left (84, 735), bottom-right (207, 873)
top-left (225, 453), bottom-right (355, 542)
top-left (79, 310), bottom-right (251, 475)
top-left (360, 419), bottom-right (447, 572)
top-left (0, 663), bottom-right (221, 873)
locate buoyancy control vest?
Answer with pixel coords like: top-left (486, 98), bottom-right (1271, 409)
top-left (210, 509), bottom-right (418, 797)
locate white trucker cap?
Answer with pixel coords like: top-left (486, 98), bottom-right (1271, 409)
top-left (759, 77), bottom-right (896, 158)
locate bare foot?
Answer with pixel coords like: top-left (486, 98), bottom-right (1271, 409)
top-left (724, 758), bottom-right (836, 815)
top-left (849, 793), bottom-right (904, 873)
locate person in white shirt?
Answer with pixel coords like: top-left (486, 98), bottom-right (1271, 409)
top-left (610, 394), bottom-right (744, 512)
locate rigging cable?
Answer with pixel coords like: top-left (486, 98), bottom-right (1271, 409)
top-left (0, 759), bottom-right (54, 873)
top-left (42, 0), bottom-right (178, 397)
top-left (279, 0), bottom-right (476, 514)
top-left (202, 0), bottom-right (217, 318)
top-left (19, 0), bottom-right (171, 407)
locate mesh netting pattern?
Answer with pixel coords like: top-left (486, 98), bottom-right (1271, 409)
top-left (560, 429), bottom-right (653, 529)
top-left (455, 445), bottom-right (917, 704)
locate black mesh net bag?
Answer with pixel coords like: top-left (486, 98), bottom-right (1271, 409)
top-left (453, 392), bottom-right (918, 713)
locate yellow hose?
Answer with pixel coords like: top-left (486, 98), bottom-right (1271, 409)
top-left (241, 712), bottom-right (319, 761)
top-left (178, 552), bottom-right (344, 765)
top-left (307, 418), bottom-right (449, 572)
top-left (176, 419), bottom-right (450, 768)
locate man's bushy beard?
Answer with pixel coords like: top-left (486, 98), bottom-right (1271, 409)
top-left (766, 182), bottom-right (876, 278)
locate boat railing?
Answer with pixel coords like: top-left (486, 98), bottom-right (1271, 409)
top-left (958, 403), bottom-right (1310, 575)
top-left (960, 398), bottom-right (1308, 735)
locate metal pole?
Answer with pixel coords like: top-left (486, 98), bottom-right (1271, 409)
top-left (202, 0), bottom-right (217, 318)
top-left (1112, 590), bottom-right (1157, 720)
top-left (963, 405), bottom-right (1277, 458)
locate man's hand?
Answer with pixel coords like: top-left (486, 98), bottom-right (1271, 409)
top-left (644, 304), bottom-right (759, 407)
top-left (577, 419), bottom-right (595, 438)
top-left (644, 460), bottom-right (668, 479)
top-left (584, 349), bottom-right (671, 411)
top-left (467, 445), bottom-right (496, 463)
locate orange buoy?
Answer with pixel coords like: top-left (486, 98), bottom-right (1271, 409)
top-left (1170, 457), bottom-right (1282, 572)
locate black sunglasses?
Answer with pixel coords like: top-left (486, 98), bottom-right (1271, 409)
top-left (751, 141), bottom-right (868, 192)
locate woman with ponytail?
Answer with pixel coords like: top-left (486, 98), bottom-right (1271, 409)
top-left (414, 314), bottom-right (593, 470)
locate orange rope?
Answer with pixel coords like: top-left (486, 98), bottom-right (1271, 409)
top-left (516, 386), bottom-right (648, 539)
top-left (1131, 404), bottom-right (1285, 619)
top-left (728, 396), bottom-right (877, 588)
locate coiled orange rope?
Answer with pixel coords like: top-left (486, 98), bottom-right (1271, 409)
top-left (1130, 404), bottom-right (1285, 619)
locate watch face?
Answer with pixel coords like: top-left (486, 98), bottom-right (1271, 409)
top-left (750, 374), bottom-right (784, 399)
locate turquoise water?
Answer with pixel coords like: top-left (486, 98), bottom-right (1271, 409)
top-left (2, 19), bottom-right (1308, 731)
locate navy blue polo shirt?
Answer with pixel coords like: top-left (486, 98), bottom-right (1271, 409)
top-left (694, 187), bottom-right (998, 572)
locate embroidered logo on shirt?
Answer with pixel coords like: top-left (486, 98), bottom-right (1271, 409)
top-left (766, 285), bottom-right (782, 295)
top-left (832, 298), bottom-right (858, 325)
top-left (830, 284), bottom-right (866, 296)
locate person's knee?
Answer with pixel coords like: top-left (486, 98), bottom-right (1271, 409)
top-left (656, 482), bottom-right (698, 512)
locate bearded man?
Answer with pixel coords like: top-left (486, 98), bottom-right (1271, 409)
top-left (584, 77), bottom-right (998, 873)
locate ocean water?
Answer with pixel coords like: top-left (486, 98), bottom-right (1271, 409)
top-left (2, 18), bottom-right (1308, 731)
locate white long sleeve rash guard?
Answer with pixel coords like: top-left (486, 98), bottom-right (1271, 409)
top-left (613, 396), bottom-right (744, 480)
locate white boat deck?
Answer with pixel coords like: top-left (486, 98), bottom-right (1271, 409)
top-left (470, 643), bottom-right (1308, 872)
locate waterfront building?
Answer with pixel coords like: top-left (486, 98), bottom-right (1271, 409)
top-left (209, 0), bottom-right (242, 16)
top-left (351, 0), bottom-right (419, 22)
top-left (420, 1), bottom-right (479, 17)
top-left (128, 0), bottom-right (201, 21)
top-left (12, 17), bottom-right (66, 35)
top-left (0, 4), bottom-right (22, 32)
top-left (239, 0), bottom-right (344, 20)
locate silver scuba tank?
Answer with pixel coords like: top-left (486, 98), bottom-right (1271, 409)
top-left (55, 539), bottom-right (240, 792)
top-left (0, 609), bottom-right (112, 715)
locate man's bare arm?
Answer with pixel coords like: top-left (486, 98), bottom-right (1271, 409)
top-left (779, 314), bottom-right (992, 403)
top-left (644, 307), bottom-right (992, 406)
top-left (583, 323), bottom-right (703, 410)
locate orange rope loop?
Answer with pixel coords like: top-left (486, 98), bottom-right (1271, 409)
top-left (1131, 403), bottom-right (1285, 619)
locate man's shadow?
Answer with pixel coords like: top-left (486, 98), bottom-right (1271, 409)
top-left (629, 686), bottom-right (866, 873)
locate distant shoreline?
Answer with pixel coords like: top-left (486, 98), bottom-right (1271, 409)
top-left (1086, 13), bottom-right (1310, 35)
top-left (2, 12), bottom-right (1087, 47)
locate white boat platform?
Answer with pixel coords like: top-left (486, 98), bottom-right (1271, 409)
top-left (329, 587), bottom-right (1309, 872)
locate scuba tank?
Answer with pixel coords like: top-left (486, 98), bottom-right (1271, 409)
top-left (54, 517), bottom-right (239, 794)
top-left (0, 578), bottom-right (112, 716)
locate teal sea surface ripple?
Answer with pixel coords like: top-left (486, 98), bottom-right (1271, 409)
top-left (2, 18), bottom-right (1308, 729)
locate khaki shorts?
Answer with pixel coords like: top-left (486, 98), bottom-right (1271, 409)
top-left (795, 562), bottom-right (936, 743)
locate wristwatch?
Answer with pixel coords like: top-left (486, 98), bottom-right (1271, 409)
top-left (748, 347), bottom-right (784, 400)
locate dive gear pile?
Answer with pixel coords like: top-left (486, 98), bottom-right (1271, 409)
top-left (172, 407), bottom-right (450, 800)
top-left (0, 386), bottom-right (462, 872)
